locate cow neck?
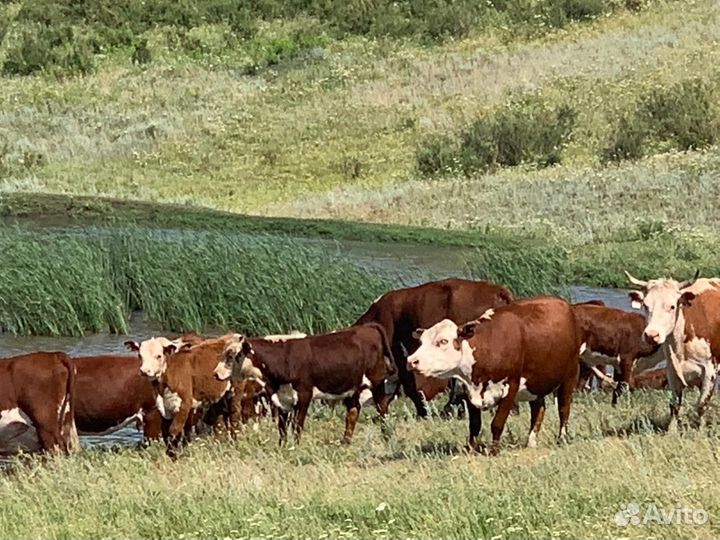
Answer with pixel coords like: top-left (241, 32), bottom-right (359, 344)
top-left (452, 340), bottom-right (477, 386)
top-left (666, 306), bottom-right (688, 385)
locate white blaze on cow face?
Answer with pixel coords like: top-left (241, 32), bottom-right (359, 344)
top-left (628, 279), bottom-right (688, 345)
top-left (131, 337), bottom-right (177, 379)
top-left (215, 334), bottom-right (259, 382)
top-left (407, 319), bottom-right (475, 380)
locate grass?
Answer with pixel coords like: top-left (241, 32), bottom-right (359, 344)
top-left (0, 226), bottom-right (390, 336)
top-left (3, 390), bottom-right (720, 539)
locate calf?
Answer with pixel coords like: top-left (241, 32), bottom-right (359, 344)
top-left (626, 272), bottom-right (720, 425)
top-left (215, 323), bottom-right (396, 444)
top-left (407, 297), bottom-right (581, 455)
top-left (71, 355), bottom-right (162, 440)
top-left (355, 278), bottom-right (514, 417)
top-left (572, 301), bottom-right (661, 405)
top-left (125, 334), bottom-right (235, 453)
top-left (0, 352), bottom-right (78, 455)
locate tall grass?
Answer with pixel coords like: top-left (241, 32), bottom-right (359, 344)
top-left (2, 391), bottom-right (720, 539)
top-left (0, 227), bottom-right (390, 336)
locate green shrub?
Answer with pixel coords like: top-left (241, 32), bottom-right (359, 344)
top-left (601, 115), bottom-right (647, 163)
top-left (416, 135), bottom-right (461, 177)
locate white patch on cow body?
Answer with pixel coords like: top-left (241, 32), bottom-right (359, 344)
top-left (515, 377), bottom-right (537, 402)
top-left (271, 384), bottom-right (298, 411)
top-left (157, 389), bottom-right (183, 420)
top-left (362, 375), bottom-right (372, 388)
top-left (311, 387), bottom-right (355, 401)
top-left (527, 430), bottom-right (538, 448)
top-left (359, 389), bottom-right (374, 406)
top-left (0, 408), bottom-right (40, 454)
top-left (191, 399), bottom-right (202, 410)
top-left (479, 308), bottom-right (494, 320)
top-left (263, 331), bottom-right (307, 343)
top-left (214, 361), bottom-right (232, 381)
top-left (465, 378), bottom-right (509, 410)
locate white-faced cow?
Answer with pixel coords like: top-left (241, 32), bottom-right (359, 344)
top-left (215, 324), bottom-right (396, 445)
top-left (354, 278), bottom-right (514, 417)
top-left (0, 352), bottom-right (78, 455)
top-left (407, 297), bottom-right (581, 455)
top-left (626, 271), bottom-right (720, 424)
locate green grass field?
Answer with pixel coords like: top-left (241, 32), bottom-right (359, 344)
top-left (3, 391), bottom-right (720, 539)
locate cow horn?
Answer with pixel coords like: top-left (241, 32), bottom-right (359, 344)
top-left (624, 271), bottom-right (648, 288)
top-left (678, 269), bottom-right (700, 290)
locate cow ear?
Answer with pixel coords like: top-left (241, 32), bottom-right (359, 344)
top-left (411, 328), bottom-right (425, 341)
top-left (628, 291), bottom-right (644, 310)
top-left (680, 291), bottom-right (695, 307)
top-left (163, 343), bottom-right (177, 356)
top-left (457, 322), bottom-right (476, 340)
top-left (124, 340), bottom-right (140, 352)
top-left (241, 340), bottom-right (254, 357)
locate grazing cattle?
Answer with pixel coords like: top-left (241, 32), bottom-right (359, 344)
top-left (214, 323), bottom-right (396, 444)
top-left (0, 352), bottom-right (78, 455)
top-left (354, 278), bottom-right (514, 417)
top-left (572, 301), bottom-right (661, 404)
top-left (626, 272), bottom-right (720, 424)
top-left (71, 355), bottom-right (162, 440)
top-left (407, 297), bottom-right (581, 455)
top-left (125, 334), bottom-right (236, 453)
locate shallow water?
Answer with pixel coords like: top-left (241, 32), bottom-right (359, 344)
top-left (0, 232), bottom-right (637, 451)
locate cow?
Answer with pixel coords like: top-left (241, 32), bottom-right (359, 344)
top-left (124, 334), bottom-right (236, 454)
top-left (0, 352), bottom-right (78, 455)
top-left (626, 271), bottom-right (720, 425)
top-left (407, 296), bottom-right (581, 455)
top-left (214, 323), bottom-right (396, 445)
top-left (70, 354), bottom-right (162, 440)
top-left (354, 278), bottom-right (514, 418)
top-left (572, 301), bottom-right (662, 404)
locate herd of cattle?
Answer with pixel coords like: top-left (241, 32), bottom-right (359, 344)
top-left (1, 272), bottom-right (719, 458)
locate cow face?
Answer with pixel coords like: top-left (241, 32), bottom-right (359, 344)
top-left (407, 319), bottom-right (465, 379)
top-left (627, 278), bottom-right (696, 345)
top-left (214, 334), bottom-right (257, 382)
top-left (125, 337), bottom-right (177, 380)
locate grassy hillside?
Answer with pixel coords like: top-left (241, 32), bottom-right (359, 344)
top-left (3, 391), bottom-right (720, 539)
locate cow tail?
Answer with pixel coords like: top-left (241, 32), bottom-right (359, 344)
top-left (373, 323), bottom-right (397, 376)
top-left (59, 355), bottom-right (79, 453)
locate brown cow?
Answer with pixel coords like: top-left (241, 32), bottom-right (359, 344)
top-left (407, 297), bottom-right (581, 455)
top-left (0, 352), bottom-right (78, 455)
top-left (626, 273), bottom-right (720, 425)
top-left (71, 355), bottom-right (162, 440)
top-left (214, 323), bottom-right (396, 444)
top-left (125, 334), bottom-right (236, 454)
top-left (572, 301), bottom-right (662, 405)
top-left (354, 278), bottom-right (514, 417)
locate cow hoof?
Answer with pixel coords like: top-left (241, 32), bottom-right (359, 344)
top-left (341, 437), bottom-right (352, 445)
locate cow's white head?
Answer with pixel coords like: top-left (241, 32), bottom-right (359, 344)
top-left (214, 334), bottom-right (258, 382)
top-left (407, 319), bottom-right (477, 379)
top-left (124, 337), bottom-right (183, 380)
top-left (626, 270), bottom-right (699, 345)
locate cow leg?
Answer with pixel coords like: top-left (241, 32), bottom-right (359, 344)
top-left (293, 392), bottom-right (312, 444)
top-left (142, 408), bottom-right (163, 444)
top-left (697, 361), bottom-right (716, 421)
top-left (527, 397), bottom-right (546, 448)
top-left (167, 402), bottom-right (192, 456)
top-left (612, 355), bottom-right (635, 406)
top-left (396, 343), bottom-right (428, 418)
top-left (277, 409), bottom-right (290, 445)
top-left (556, 363), bottom-right (578, 444)
top-left (489, 385), bottom-right (519, 456)
top-left (342, 396), bottom-right (361, 445)
top-left (667, 365), bottom-right (684, 431)
top-left (466, 403), bottom-right (484, 453)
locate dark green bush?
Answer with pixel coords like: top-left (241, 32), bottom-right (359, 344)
top-left (2, 25), bottom-right (95, 76)
top-left (601, 115), bottom-right (647, 163)
top-left (416, 135), bottom-right (461, 177)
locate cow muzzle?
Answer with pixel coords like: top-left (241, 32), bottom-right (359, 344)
top-left (407, 356), bottom-right (419, 372)
top-left (643, 329), bottom-right (664, 345)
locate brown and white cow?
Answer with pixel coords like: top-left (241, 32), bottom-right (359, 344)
top-left (572, 301), bottom-right (662, 405)
top-left (0, 352), bottom-right (78, 455)
top-left (125, 334), bottom-right (236, 454)
top-left (71, 355), bottom-right (162, 440)
top-left (407, 297), bottom-right (581, 455)
top-left (215, 323), bottom-right (396, 444)
top-left (626, 272), bottom-right (720, 424)
top-left (354, 278), bottom-right (514, 417)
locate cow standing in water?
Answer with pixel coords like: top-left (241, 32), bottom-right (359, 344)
top-left (626, 272), bottom-right (720, 425)
top-left (354, 278), bottom-right (514, 418)
top-left (0, 352), bottom-right (78, 455)
top-left (407, 297), bottom-right (581, 455)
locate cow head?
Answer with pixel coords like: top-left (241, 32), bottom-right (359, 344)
top-left (214, 334), bottom-right (257, 382)
top-left (124, 336), bottom-right (182, 380)
top-left (626, 270), bottom-right (699, 345)
top-left (407, 319), bottom-right (469, 379)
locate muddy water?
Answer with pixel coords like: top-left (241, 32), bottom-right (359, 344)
top-left (0, 233), bottom-right (637, 450)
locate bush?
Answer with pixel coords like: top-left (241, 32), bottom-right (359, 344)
top-left (2, 25), bottom-right (95, 76)
top-left (601, 115), bottom-right (647, 163)
top-left (418, 95), bottom-right (576, 177)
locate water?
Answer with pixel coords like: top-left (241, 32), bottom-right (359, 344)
top-left (0, 232), bottom-right (636, 451)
